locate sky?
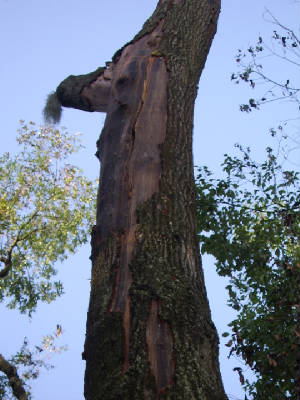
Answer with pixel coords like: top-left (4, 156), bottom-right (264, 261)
top-left (0, 1), bottom-right (299, 399)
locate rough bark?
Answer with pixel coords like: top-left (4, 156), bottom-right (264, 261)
top-left (49, 0), bottom-right (227, 398)
top-left (0, 354), bottom-right (27, 400)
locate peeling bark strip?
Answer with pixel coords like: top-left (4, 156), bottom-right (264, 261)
top-left (95, 22), bottom-right (168, 376)
top-left (146, 300), bottom-right (175, 392)
top-left (95, 21), bottom-right (167, 236)
top-left (104, 23), bottom-right (168, 309)
top-left (48, 0), bottom-right (227, 399)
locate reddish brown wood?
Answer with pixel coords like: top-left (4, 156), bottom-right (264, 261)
top-left (47, 1), bottom-right (227, 398)
top-left (98, 22), bottom-right (168, 375)
top-left (146, 300), bottom-right (175, 391)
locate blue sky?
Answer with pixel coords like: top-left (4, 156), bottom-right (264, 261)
top-left (1, 1), bottom-right (299, 399)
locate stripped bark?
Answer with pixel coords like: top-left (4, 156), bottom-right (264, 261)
top-left (47, 0), bottom-right (227, 398)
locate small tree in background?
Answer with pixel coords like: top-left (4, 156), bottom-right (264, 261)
top-left (196, 146), bottom-right (299, 399)
top-left (196, 8), bottom-right (300, 400)
top-left (0, 122), bottom-right (96, 399)
top-left (0, 121), bottom-right (96, 315)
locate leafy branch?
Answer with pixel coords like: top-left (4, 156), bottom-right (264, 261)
top-left (0, 122), bottom-right (97, 315)
top-left (0, 326), bottom-right (66, 400)
top-left (196, 143), bottom-right (300, 399)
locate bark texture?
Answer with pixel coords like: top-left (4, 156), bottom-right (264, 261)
top-left (53, 0), bottom-right (227, 398)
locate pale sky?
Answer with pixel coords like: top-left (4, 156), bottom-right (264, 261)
top-left (0, 1), bottom-right (299, 399)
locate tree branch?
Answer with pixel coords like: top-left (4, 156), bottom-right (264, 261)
top-left (263, 8), bottom-right (300, 46)
top-left (0, 353), bottom-right (27, 400)
top-left (0, 222), bottom-right (25, 278)
top-left (0, 207), bottom-right (46, 278)
top-left (259, 42), bottom-right (300, 67)
top-left (252, 66), bottom-right (300, 91)
top-left (43, 65), bottom-right (113, 123)
top-left (0, 254), bottom-right (12, 278)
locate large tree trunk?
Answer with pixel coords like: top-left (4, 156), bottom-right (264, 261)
top-left (47, 0), bottom-right (227, 398)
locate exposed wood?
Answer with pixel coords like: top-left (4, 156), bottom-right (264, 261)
top-left (146, 300), bottom-right (175, 391)
top-left (88, 21), bottom-right (169, 383)
top-left (50, 0), bottom-right (226, 398)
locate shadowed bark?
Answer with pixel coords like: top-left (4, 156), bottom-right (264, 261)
top-left (47, 0), bottom-right (227, 398)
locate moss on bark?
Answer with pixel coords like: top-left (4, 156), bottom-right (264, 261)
top-left (80, 0), bottom-right (226, 398)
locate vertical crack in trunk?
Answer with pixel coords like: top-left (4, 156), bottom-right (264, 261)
top-left (81, 1), bottom-right (228, 397)
top-left (107, 229), bottom-right (134, 373)
top-left (103, 22), bottom-right (168, 374)
top-left (48, 0), bottom-right (229, 397)
top-left (146, 300), bottom-right (175, 393)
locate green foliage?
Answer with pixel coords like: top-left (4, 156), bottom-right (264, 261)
top-left (0, 326), bottom-right (66, 400)
top-left (197, 10), bottom-right (300, 398)
top-left (195, 144), bottom-right (300, 399)
top-left (0, 121), bottom-right (96, 315)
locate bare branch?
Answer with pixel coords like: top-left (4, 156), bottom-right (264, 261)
top-left (263, 8), bottom-right (300, 46)
top-left (251, 66), bottom-right (300, 92)
top-left (260, 40), bottom-right (300, 67)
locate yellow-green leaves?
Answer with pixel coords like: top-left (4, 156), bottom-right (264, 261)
top-left (0, 122), bottom-right (96, 315)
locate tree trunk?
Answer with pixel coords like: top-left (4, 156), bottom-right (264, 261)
top-left (47, 0), bottom-right (227, 398)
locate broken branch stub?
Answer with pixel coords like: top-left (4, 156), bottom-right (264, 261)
top-left (43, 65), bottom-right (111, 123)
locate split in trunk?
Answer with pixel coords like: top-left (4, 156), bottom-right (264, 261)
top-left (44, 0), bottom-right (227, 398)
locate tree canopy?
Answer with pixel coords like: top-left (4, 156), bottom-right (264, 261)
top-left (196, 145), bottom-right (299, 399)
top-left (0, 122), bottom-right (96, 315)
top-left (0, 122), bottom-right (96, 399)
top-left (196, 10), bottom-right (299, 400)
